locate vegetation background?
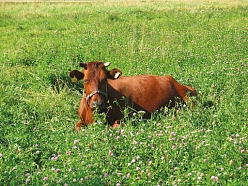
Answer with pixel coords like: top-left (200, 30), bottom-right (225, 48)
top-left (0, 0), bottom-right (247, 185)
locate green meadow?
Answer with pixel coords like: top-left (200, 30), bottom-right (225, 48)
top-left (0, 1), bottom-right (247, 185)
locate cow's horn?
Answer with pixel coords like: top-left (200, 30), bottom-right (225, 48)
top-left (104, 62), bottom-right (111, 67)
top-left (114, 72), bottom-right (121, 79)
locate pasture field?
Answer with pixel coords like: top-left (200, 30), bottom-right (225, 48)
top-left (0, 0), bottom-right (247, 185)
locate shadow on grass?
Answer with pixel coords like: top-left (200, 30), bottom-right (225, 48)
top-left (49, 73), bottom-right (84, 94)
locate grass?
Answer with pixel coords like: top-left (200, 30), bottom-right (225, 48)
top-left (0, 1), bottom-right (248, 185)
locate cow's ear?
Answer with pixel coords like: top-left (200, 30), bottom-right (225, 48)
top-left (108, 68), bottom-right (122, 79)
top-left (69, 70), bottom-right (84, 82)
top-left (79, 62), bottom-right (87, 69)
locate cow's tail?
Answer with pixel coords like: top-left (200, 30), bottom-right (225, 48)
top-left (185, 85), bottom-right (197, 97)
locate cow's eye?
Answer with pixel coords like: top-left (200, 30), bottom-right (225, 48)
top-left (84, 79), bottom-right (90, 84)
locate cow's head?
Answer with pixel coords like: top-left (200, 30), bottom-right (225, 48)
top-left (69, 61), bottom-right (122, 110)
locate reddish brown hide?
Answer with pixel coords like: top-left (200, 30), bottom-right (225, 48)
top-left (69, 61), bottom-right (197, 131)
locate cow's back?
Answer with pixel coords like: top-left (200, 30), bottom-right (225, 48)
top-left (107, 75), bottom-right (187, 113)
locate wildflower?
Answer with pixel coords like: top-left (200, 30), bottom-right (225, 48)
top-left (171, 132), bottom-right (176, 136)
top-left (136, 167), bottom-right (140, 171)
top-left (74, 139), bottom-right (80, 144)
top-left (211, 176), bottom-right (218, 182)
top-left (72, 146), bottom-right (77, 150)
top-left (116, 136), bottom-right (120, 140)
top-left (108, 150), bottom-right (114, 156)
top-left (87, 164), bottom-right (92, 169)
top-left (57, 179), bottom-right (62, 183)
top-left (148, 173), bottom-right (152, 177)
top-left (73, 179), bottom-right (77, 182)
top-left (174, 167), bottom-right (179, 171)
top-left (66, 151), bottom-right (72, 155)
top-left (26, 179), bottom-right (30, 183)
top-left (117, 173), bottom-right (123, 177)
top-left (43, 177), bottom-right (48, 181)
top-left (121, 130), bottom-right (125, 135)
top-left (88, 142), bottom-right (92, 148)
top-left (138, 110), bottom-right (145, 114)
top-left (35, 144), bottom-right (39, 148)
top-left (126, 173), bottom-right (131, 178)
top-left (56, 169), bottom-right (61, 173)
top-left (116, 183), bottom-right (121, 186)
top-left (0, 153), bottom-right (2, 157)
top-left (230, 160), bottom-right (234, 165)
top-left (26, 173), bottom-right (30, 177)
top-left (104, 173), bottom-right (108, 177)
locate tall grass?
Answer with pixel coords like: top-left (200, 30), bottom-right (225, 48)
top-left (0, 1), bottom-right (247, 185)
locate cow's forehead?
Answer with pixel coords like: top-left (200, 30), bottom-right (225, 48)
top-left (84, 62), bottom-right (106, 79)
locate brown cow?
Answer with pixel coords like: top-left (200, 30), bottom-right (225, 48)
top-left (69, 61), bottom-right (197, 131)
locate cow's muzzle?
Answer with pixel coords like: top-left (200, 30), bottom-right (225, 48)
top-left (91, 100), bottom-right (105, 109)
top-left (85, 90), bottom-right (107, 110)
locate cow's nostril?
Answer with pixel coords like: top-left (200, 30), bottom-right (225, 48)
top-left (92, 101), bottom-right (104, 109)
